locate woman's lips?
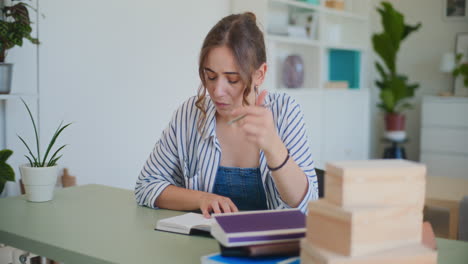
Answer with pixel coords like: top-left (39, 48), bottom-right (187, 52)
top-left (215, 102), bottom-right (229, 108)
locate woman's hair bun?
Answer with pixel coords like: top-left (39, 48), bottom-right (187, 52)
top-left (243, 12), bottom-right (256, 23)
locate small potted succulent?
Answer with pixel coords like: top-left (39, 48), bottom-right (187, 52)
top-left (0, 0), bottom-right (40, 94)
top-left (0, 149), bottom-right (15, 197)
top-left (372, 2), bottom-right (421, 141)
top-left (18, 99), bottom-right (70, 202)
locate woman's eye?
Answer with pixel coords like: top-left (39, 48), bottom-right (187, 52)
top-left (207, 76), bottom-right (216, 81)
top-left (228, 79), bottom-right (239, 84)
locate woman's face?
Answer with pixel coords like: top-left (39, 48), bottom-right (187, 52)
top-left (203, 46), bottom-right (254, 119)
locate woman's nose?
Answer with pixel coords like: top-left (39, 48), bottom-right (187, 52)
top-left (212, 79), bottom-right (227, 96)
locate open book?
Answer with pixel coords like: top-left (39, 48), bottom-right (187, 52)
top-left (155, 212), bottom-right (214, 235)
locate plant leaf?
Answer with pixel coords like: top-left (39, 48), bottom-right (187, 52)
top-left (47, 155), bottom-right (62, 167)
top-left (17, 134), bottom-right (38, 165)
top-left (41, 121), bottom-right (63, 166)
top-left (24, 155), bottom-right (34, 167)
top-left (20, 98), bottom-right (41, 163)
top-left (0, 179), bottom-right (5, 194)
top-left (0, 149), bottom-right (13, 162)
top-left (0, 162), bottom-right (15, 182)
top-left (41, 122), bottom-right (71, 166)
top-left (46, 144), bottom-right (67, 167)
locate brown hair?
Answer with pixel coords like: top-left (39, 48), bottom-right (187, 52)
top-left (195, 12), bottom-right (266, 133)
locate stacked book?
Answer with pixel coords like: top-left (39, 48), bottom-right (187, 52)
top-left (301, 159), bottom-right (438, 263)
top-left (211, 209), bottom-right (306, 257)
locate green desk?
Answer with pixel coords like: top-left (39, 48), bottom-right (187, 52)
top-left (0, 184), bottom-right (218, 264)
top-left (0, 184), bottom-right (467, 264)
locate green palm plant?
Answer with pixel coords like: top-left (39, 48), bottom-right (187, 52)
top-left (372, 2), bottom-right (421, 114)
top-left (17, 99), bottom-right (71, 167)
top-left (0, 149), bottom-right (14, 194)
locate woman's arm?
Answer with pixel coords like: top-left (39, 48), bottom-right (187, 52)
top-left (263, 137), bottom-right (308, 207)
top-left (136, 97), bottom-right (238, 217)
top-left (231, 91), bottom-right (318, 209)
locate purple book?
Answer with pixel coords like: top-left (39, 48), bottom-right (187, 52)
top-left (210, 209), bottom-right (306, 247)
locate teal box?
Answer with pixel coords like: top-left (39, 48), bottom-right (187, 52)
top-left (328, 49), bottom-right (361, 89)
top-left (297, 0), bottom-right (320, 5)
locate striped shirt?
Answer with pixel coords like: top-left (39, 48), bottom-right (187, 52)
top-left (135, 92), bottom-right (318, 212)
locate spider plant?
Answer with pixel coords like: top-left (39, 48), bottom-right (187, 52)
top-left (17, 99), bottom-right (71, 167)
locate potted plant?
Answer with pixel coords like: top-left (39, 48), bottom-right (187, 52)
top-left (0, 149), bottom-right (14, 197)
top-left (18, 99), bottom-right (70, 202)
top-left (0, 0), bottom-right (39, 94)
top-left (372, 2), bottom-right (421, 141)
top-left (453, 53), bottom-right (468, 89)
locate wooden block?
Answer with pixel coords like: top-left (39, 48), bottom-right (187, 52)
top-left (325, 160), bottom-right (426, 207)
top-left (61, 168), bottom-right (77, 188)
top-left (325, 81), bottom-right (348, 89)
top-left (307, 200), bottom-right (422, 257)
top-left (300, 239), bottom-right (437, 264)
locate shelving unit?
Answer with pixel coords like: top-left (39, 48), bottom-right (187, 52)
top-left (0, 0), bottom-right (39, 197)
top-left (232, 0), bottom-right (371, 168)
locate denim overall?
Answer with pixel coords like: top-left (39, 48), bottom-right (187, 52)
top-left (212, 166), bottom-right (268, 210)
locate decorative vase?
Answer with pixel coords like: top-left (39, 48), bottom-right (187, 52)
top-left (19, 164), bottom-right (58, 202)
top-left (384, 113), bottom-right (406, 141)
top-left (0, 63), bottom-right (13, 94)
top-left (282, 55), bottom-right (304, 88)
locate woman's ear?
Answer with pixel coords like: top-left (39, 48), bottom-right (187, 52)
top-left (254, 63), bottom-right (268, 86)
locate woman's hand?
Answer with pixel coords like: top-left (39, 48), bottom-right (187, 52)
top-left (199, 192), bottom-right (238, 218)
top-left (231, 90), bottom-right (281, 153)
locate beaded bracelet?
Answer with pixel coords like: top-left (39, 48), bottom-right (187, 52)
top-left (267, 149), bottom-right (290, 171)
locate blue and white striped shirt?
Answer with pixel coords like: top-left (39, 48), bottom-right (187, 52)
top-left (135, 92), bottom-right (318, 212)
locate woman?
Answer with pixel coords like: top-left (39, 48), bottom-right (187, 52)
top-left (135, 12), bottom-right (318, 218)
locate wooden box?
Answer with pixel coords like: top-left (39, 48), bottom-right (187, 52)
top-left (307, 200), bottom-right (422, 257)
top-left (325, 0), bottom-right (345, 10)
top-left (325, 160), bottom-right (426, 207)
top-left (300, 239), bottom-right (437, 264)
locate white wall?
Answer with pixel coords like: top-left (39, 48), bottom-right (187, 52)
top-left (370, 0), bottom-right (468, 160)
top-left (4, 0), bottom-right (229, 194)
top-left (7, 0), bottom-right (466, 196)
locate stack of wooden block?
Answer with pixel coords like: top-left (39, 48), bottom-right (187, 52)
top-left (301, 159), bottom-right (437, 263)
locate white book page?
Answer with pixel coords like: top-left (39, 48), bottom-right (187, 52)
top-left (156, 213), bottom-right (214, 234)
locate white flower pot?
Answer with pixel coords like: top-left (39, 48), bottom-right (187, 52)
top-left (19, 164), bottom-right (58, 202)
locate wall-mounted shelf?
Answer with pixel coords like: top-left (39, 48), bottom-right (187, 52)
top-left (0, 94), bottom-right (38, 100)
top-left (267, 34), bottom-right (321, 47)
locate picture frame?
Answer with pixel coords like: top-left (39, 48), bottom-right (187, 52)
top-left (443, 0), bottom-right (467, 21)
top-left (454, 32), bottom-right (468, 96)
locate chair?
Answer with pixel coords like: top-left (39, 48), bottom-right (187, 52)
top-left (315, 168), bottom-right (325, 198)
top-left (460, 196), bottom-right (468, 241)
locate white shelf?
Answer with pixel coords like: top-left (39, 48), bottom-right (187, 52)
top-left (267, 34), bottom-right (321, 46)
top-left (324, 42), bottom-right (369, 51)
top-left (0, 94), bottom-right (38, 100)
top-left (322, 88), bottom-right (369, 93)
top-left (321, 7), bottom-right (368, 21)
top-left (270, 0), bottom-right (320, 12)
top-left (277, 87), bottom-right (321, 91)
top-left (269, 0), bottom-right (368, 21)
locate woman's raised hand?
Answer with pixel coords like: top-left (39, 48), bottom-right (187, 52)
top-left (231, 90), bottom-right (280, 153)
